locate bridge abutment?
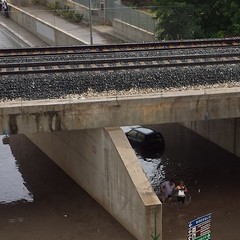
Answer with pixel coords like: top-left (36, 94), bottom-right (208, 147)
top-left (182, 118), bottom-right (240, 157)
top-left (26, 127), bottom-right (162, 240)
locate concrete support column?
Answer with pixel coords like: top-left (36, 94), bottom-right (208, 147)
top-left (26, 127), bottom-right (162, 240)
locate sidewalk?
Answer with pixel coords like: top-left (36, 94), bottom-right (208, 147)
top-left (0, 12), bottom-right (48, 47)
top-left (0, 4), bottom-right (120, 47)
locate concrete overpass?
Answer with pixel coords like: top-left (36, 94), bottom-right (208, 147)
top-left (1, 86), bottom-right (240, 239)
top-left (1, 3), bottom-right (240, 240)
top-left (2, 87), bottom-right (240, 134)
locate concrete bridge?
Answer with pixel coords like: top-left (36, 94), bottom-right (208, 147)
top-left (1, 86), bottom-right (240, 240)
top-left (1, 4), bottom-right (240, 239)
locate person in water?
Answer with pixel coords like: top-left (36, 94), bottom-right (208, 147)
top-left (160, 179), bottom-right (175, 202)
top-left (175, 180), bottom-right (188, 204)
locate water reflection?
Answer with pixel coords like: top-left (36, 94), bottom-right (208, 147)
top-left (135, 151), bottom-right (165, 189)
top-left (0, 135), bottom-right (33, 203)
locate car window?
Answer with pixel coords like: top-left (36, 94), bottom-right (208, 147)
top-left (136, 132), bottom-right (145, 142)
top-left (127, 130), bottom-right (137, 139)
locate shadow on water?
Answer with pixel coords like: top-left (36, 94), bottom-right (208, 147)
top-left (0, 133), bottom-right (77, 203)
top-left (7, 134), bottom-right (76, 202)
top-left (158, 123), bottom-right (240, 188)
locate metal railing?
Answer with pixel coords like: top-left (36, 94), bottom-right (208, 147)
top-left (113, 2), bottom-right (155, 33)
top-left (70, 0), bottom-right (155, 33)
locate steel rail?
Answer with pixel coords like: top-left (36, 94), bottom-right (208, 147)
top-left (0, 43), bottom-right (237, 58)
top-left (1, 45), bottom-right (240, 63)
top-left (0, 38), bottom-right (240, 58)
top-left (0, 52), bottom-right (240, 75)
top-left (0, 52), bottom-right (240, 67)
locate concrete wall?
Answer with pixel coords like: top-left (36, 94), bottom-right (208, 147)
top-left (9, 4), bottom-right (86, 45)
top-left (43, 0), bottom-right (155, 42)
top-left (9, 0), bottom-right (155, 43)
top-left (26, 127), bottom-right (162, 240)
top-left (113, 19), bottom-right (155, 42)
top-left (182, 118), bottom-right (240, 158)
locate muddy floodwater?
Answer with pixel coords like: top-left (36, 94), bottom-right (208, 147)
top-left (0, 123), bottom-right (240, 240)
top-left (0, 135), bottom-right (135, 240)
top-left (152, 124), bottom-right (240, 240)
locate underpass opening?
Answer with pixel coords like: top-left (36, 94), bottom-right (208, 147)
top-left (1, 121), bottom-right (240, 240)
top-left (0, 134), bottom-right (136, 240)
top-left (133, 123), bottom-right (240, 240)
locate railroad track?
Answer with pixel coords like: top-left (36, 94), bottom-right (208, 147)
top-left (0, 52), bottom-right (240, 75)
top-left (0, 38), bottom-right (240, 57)
top-left (0, 38), bottom-right (240, 75)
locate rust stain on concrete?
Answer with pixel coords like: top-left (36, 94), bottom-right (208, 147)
top-left (8, 115), bottom-right (19, 134)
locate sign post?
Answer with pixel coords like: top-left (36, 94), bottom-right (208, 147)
top-left (188, 213), bottom-right (211, 240)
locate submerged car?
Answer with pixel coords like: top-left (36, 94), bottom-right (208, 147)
top-left (124, 126), bottom-right (165, 156)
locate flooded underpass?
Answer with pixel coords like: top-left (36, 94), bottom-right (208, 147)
top-left (144, 124), bottom-right (240, 240)
top-left (0, 123), bottom-right (240, 240)
top-left (0, 135), bottom-right (136, 240)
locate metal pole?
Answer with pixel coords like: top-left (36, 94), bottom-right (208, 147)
top-left (89, 0), bottom-right (93, 45)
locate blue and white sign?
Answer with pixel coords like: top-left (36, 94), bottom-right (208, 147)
top-left (188, 213), bottom-right (212, 240)
top-left (188, 213), bottom-right (211, 228)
